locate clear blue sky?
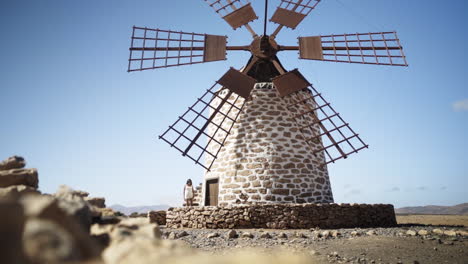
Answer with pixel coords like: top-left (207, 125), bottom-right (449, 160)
top-left (1, 0), bottom-right (466, 208)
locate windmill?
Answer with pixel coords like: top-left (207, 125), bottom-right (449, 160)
top-left (127, 0), bottom-right (407, 206)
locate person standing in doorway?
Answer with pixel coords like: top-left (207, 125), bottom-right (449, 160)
top-left (184, 179), bottom-right (194, 206)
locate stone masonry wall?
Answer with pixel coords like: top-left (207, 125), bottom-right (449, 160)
top-left (166, 203), bottom-right (397, 229)
top-left (204, 83), bottom-right (333, 206)
top-left (193, 183), bottom-right (202, 206)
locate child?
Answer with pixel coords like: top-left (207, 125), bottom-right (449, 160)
top-left (184, 179), bottom-right (194, 206)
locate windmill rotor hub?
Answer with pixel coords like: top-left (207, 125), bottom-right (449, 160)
top-left (249, 35), bottom-right (278, 60)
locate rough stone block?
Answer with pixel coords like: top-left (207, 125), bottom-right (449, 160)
top-left (0, 168), bottom-right (38, 188)
top-left (0, 156), bottom-right (26, 171)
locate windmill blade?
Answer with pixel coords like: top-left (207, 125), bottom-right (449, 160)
top-left (299, 31), bottom-right (408, 66)
top-left (128, 27), bottom-right (228, 72)
top-left (204, 0), bottom-right (258, 37)
top-left (280, 78), bottom-right (368, 165)
top-left (159, 68), bottom-right (255, 170)
top-left (270, 0), bottom-right (321, 38)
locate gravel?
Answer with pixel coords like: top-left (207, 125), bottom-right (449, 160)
top-left (158, 225), bottom-right (468, 263)
top-left (160, 226), bottom-right (467, 252)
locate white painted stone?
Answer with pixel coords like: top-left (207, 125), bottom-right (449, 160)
top-left (203, 83), bottom-right (333, 206)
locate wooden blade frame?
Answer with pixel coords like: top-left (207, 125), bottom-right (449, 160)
top-left (159, 83), bottom-right (247, 171)
top-left (128, 27), bottom-right (227, 72)
top-left (218, 67), bottom-right (256, 99)
top-left (270, 0), bottom-right (321, 37)
top-left (272, 69), bottom-right (310, 97)
top-left (285, 86), bottom-right (368, 165)
top-left (204, 0), bottom-right (258, 37)
top-left (300, 31), bottom-right (408, 66)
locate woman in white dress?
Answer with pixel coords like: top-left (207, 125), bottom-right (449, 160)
top-left (184, 179), bottom-right (194, 206)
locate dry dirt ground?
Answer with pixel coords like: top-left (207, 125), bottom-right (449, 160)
top-left (397, 214), bottom-right (468, 227)
top-left (160, 215), bottom-right (468, 264)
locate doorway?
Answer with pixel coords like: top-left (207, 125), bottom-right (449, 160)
top-left (205, 178), bottom-right (219, 206)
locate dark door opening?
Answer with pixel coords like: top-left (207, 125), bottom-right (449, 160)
top-left (205, 178), bottom-right (219, 206)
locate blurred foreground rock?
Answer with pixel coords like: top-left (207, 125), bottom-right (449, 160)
top-left (21, 194), bottom-right (101, 261)
top-left (0, 184), bottom-right (39, 198)
top-left (0, 168), bottom-right (39, 189)
top-left (0, 155), bottom-right (26, 170)
top-left (86, 197), bottom-right (106, 208)
top-left (0, 199), bottom-right (30, 264)
top-left (54, 185), bottom-right (94, 230)
top-left (148, 210), bottom-right (167, 225)
top-left (0, 156), bottom-right (40, 199)
top-left (0, 155), bottom-right (203, 264)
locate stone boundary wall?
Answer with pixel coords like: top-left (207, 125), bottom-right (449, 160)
top-left (166, 203), bottom-right (397, 229)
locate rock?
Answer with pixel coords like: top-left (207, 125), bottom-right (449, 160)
top-left (100, 216), bottom-right (188, 263)
top-left (241, 232), bottom-right (254, 239)
top-left (432, 228), bottom-right (444, 235)
top-left (20, 194), bottom-right (100, 260)
top-left (366, 230), bottom-right (376, 236)
top-left (90, 222), bottom-right (114, 237)
top-left (0, 156), bottom-right (26, 171)
top-left (92, 233), bottom-right (111, 249)
top-left (89, 205), bottom-right (103, 221)
top-left (418, 230), bottom-right (429, 236)
top-left (207, 232), bottom-right (220, 239)
top-left (56, 185), bottom-right (89, 198)
top-left (96, 215), bottom-right (121, 225)
top-left (148, 210), bottom-right (166, 225)
top-left (260, 232), bottom-right (272, 239)
top-left (129, 212), bottom-right (147, 218)
top-left (278, 232), bottom-right (288, 239)
top-left (331, 230), bottom-right (341, 238)
top-left (0, 185), bottom-right (40, 198)
top-left (178, 231), bottom-right (189, 238)
top-left (98, 207), bottom-right (121, 217)
top-left (23, 218), bottom-right (83, 263)
top-left (351, 231), bottom-right (360, 237)
top-left (85, 197), bottom-right (106, 208)
top-left (0, 199), bottom-right (29, 264)
top-left (406, 230), bottom-right (417, 236)
top-left (0, 168), bottom-right (38, 188)
top-left (226, 230), bottom-right (238, 239)
top-left (311, 231), bottom-right (321, 239)
top-left (168, 232), bottom-right (177, 240)
top-left (321, 230), bottom-right (331, 238)
top-left (444, 230), bottom-right (457, 236)
top-left (114, 218), bottom-right (161, 240)
top-left (296, 232), bottom-right (308, 238)
top-left (54, 185), bottom-right (93, 230)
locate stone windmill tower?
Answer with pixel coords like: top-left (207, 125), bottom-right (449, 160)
top-left (127, 0), bottom-right (407, 206)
